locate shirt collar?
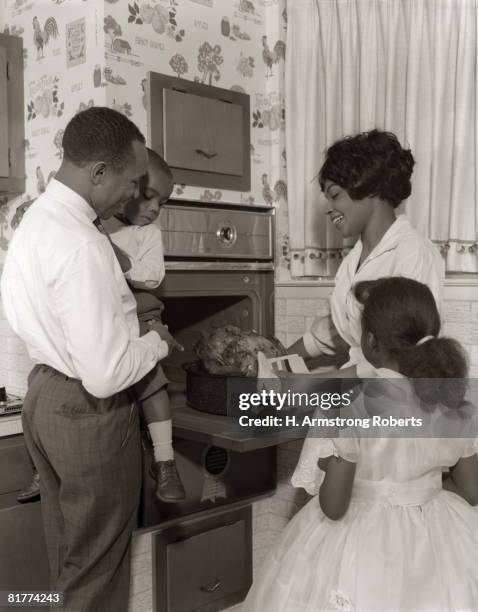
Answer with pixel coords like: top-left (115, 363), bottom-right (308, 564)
top-left (350, 214), bottom-right (412, 272)
top-left (44, 178), bottom-right (98, 223)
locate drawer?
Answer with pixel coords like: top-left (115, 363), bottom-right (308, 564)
top-left (153, 505), bottom-right (252, 612)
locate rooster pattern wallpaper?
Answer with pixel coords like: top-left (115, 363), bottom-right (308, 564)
top-left (0, 0), bottom-right (291, 281)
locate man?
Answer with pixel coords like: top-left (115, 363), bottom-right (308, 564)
top-left (1, 107), bottom-right (170, 611)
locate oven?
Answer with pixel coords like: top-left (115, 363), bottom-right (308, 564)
top-left (140, 202), bottom-right (277, 529)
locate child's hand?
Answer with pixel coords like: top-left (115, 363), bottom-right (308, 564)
top-left (112, 243), bottom-right (132, 273)
top-left (148, 321), bottom-right (184, 353)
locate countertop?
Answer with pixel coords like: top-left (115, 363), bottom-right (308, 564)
top-left (0, 413), bottom-right (23, 438)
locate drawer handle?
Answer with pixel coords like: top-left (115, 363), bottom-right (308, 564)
top-left (200, 579), bottom-right (221, 593)
top-left (195, 149), bottom-right (218, 159)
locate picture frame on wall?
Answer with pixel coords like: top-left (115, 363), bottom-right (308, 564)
top-left (66, 18), bottom-right (86, 69)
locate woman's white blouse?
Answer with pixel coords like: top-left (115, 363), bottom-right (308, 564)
top-left (303, 215), bottom-right (444, 370)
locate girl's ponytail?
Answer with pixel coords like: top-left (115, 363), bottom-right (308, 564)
top-left (355, 277), bottom-right (469, 409)
top-left (398, 337), bottom-right (468, 409)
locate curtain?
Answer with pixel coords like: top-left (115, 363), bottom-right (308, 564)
top-left (285, 0), bottom-right (478, 276)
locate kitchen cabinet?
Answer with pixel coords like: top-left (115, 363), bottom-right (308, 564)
top-left (0, 33), bottom-right (25, 195)
top-left (0, 434), bottom-right (49, 608)
top-left (147, 73), bottom-right (250, 191)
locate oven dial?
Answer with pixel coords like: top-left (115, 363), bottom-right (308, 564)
top-left (216, 221), bottom-right (237, 247)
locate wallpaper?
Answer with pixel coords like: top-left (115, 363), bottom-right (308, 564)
top-left (0, 0), bottom-right (291, 280)
top-left (0, 0), bottom-right (106, 255)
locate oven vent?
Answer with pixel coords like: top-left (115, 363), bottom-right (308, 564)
top-left (204, 446), bottom-right (229, 476)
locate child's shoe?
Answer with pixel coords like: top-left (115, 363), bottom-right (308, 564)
top-left (152, 460), bottom-right (186, 502)
top-left (17, 472), bottom-right (41, 503)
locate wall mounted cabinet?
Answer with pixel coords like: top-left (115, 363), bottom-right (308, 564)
top-left (0, 33), bottom-right (25, 195)
top-left (147, 73), bottom-right (250, 191)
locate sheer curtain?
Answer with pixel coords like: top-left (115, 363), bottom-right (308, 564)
top-left (286, 0), bottom-right (478, 277)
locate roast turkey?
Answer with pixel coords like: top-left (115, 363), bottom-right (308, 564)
top-left (194, 325), bottom-right (285, 376)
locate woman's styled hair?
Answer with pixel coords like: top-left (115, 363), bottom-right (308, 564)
top-left (354, 277), bottom-right (468, 408)
top-left (319, 129), bottom-right (415, 208)
top-left (62, 106), bottom-right (145, 172)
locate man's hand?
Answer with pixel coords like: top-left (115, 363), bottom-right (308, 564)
top-left (147, 320), bottom-right (184, 353)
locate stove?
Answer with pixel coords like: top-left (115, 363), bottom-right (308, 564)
top-left (140, 202), bottom-right (277, 528)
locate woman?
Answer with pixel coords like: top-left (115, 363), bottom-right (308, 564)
top-left (290, 129), bottom-right (444, 491)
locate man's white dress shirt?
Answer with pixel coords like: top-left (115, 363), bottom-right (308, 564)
top-left (1, 179), bottom-right (168, 398)
top-left (303, 215), bottom-right (444, 370)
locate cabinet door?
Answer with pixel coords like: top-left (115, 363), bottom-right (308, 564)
top-left (0, 499), bottom-right (49, 597)
top-left (0, 435), bottom-right (35, 496)
top-left (0, 33), bottom-right (25, 195)
top-left (167, 520), bottom-right (248, 611)
top-left (0, 46), bottom-right (9, 178)
top-left (163, 90), bottom-right (244, 177)
top-left (147, 73), bottom-right (251, 191)
top-left (0, 435), bottom-right (49, 607)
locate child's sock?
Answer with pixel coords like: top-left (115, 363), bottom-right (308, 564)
top-left (148, 420), bottom-right (174, 462)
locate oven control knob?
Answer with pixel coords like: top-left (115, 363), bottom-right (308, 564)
top-left (216, 221), bottom-right (237, 247)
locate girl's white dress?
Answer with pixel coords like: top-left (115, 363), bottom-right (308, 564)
top-left (244, 374), bottom-right (478, 612)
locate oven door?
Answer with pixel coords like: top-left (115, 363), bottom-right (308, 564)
top-left (157, 266), bottom-right (274, 388)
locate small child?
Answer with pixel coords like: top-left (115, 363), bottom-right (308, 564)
top-left (245, 277), bottom-right (478, 611)
top-left (104, 148), bottom-right (186, 503)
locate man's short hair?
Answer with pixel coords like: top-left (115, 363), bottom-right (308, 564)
top-left (62, 107), bottom-right (146, 172)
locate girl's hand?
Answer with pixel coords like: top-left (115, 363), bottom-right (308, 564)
top-left (318, 456), bottom-right (332, 472)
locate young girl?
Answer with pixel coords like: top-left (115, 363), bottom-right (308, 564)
top-left (245, 277), bottom-right (478, 611)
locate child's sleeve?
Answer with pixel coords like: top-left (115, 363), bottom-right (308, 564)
top-left (290, 437), bottom-right (336, 495)
top-left (125, 225), bottom-right (165, 290)
top-left (331, 435), bottom-right (360, 463)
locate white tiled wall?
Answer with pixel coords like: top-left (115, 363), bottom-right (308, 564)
top-left (0, 301), bottom-right (31, 395)
top-left (274, 281), bottom-right (478, 376)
